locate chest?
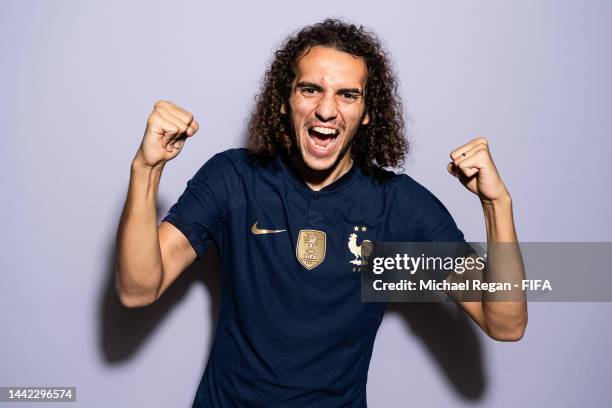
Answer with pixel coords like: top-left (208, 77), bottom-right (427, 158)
top-left (223, 181), bottom-right (404, 277)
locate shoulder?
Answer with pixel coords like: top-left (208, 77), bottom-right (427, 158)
top-left (362, 168), bottom-right (463, 241)
top-left (214, 148), bottom-right (275, 173)
top-left (394, 173), bottom-right (448, 209)
top-left (193, 148), bottom-right (252, 178)
top-left (216, 147), bottom-right (249, 161)
top-left (350, 166), bottom-right (443, 209)
top-left (204, 148), bottom-right (247, 169)
top-left (359, 166), bottom-right (438, 203)
top-left (190, 148), bottom-right (273, 198)
top-left (188, 149), bottom-right (248, 193)
top-left (357, 166), bottom-right (401, 191)
top-left (393, 173), bottom-right (464, 241)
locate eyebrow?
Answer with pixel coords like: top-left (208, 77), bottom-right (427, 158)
top-left (296, 81), bottom-right (363, 95)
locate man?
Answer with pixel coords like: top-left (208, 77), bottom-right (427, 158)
top-left (115, 19), bottom-right (527, 407)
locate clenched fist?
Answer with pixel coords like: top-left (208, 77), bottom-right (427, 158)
top-left (134, 100), bottom-right (199, 168)
top-left (447, 137), bottom-right (510, 202)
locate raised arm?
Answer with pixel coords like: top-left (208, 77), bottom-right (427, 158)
top-left (445, 137), bottom-right (528, 341)
top-left (115, 100), bottom-right (199, 308)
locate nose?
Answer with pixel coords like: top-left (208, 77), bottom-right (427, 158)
top-left (315, 92), bottom-right (338, 122)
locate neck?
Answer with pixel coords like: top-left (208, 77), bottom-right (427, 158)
top-left (290, 151), bottom-right (354, 191)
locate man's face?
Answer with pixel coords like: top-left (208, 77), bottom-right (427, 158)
top-left (284, 45), bottom-right (370, 171)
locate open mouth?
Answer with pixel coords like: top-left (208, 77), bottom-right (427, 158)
top-left (306, 126), bottom-right (339, 157)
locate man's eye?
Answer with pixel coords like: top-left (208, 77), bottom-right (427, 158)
top-left (342, 93), bottom-right (358, 100)
top-left (302, 88), bottom-right (317, 94)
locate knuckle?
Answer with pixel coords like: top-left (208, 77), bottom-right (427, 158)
top-left (154, 100), bottom-right (167, 108)
top-left (163, 124), bottom-right (177, 135)
top-left (147, 111), bottom-right (159, 124)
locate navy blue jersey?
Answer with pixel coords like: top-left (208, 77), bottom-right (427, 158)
top-left (163, 148), bottom-right (465, 407)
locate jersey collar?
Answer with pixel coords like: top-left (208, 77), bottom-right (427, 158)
top-left (276, 153), bottom-right (360, 194)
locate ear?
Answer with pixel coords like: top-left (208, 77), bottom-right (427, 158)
top-left (361, 111), bottom-right (370, 126)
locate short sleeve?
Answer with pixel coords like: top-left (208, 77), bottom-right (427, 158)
top-left (399, 175), bottom-right (466, 243)
top-left (417, 193), bottom-right (466, 243)
top-left (397, 176), bottom-right (472, 281)
top-left (162, 153), bottom-right (234, 259)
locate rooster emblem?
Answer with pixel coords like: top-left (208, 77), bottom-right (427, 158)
top-left (348, 230), bottom-right (373, 266)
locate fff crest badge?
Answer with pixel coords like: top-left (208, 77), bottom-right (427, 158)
top-left (296, 229), bottom-right (326, 270)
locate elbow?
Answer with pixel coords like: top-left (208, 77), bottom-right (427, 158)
top-left (117, 290), bottom-right (157, 308)
top-left (487, 316), bottom-right (528, 342)
top-left (114, 270), bottom-right (159, 308)
top-left (489, 327), bottom-right (526, 342)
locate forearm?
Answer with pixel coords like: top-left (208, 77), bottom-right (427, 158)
top-left (481, 194), bottom-right (528, 339)
top-left (482, 195), bottom-right (516, 242)
top-left (115, 153), bottom-right (165, 307)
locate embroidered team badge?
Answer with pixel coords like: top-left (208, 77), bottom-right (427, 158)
top-left (296, 229), bottom-right (326, 270)
top-left (348, 225), bottom-right (373, 271)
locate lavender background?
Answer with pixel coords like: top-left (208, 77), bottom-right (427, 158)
top-left (1, 0), bottom-right (611, 407)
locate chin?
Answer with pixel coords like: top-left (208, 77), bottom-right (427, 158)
top-left (300, 153), bottom-right (339, 171)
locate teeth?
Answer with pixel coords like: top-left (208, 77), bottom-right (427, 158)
top-left (311, 126), bottom-right (337, 135)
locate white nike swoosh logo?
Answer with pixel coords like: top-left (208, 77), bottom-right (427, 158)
top-left (251, 221), bottom-right (286, 235)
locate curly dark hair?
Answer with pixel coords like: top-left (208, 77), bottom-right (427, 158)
top-left (247, 18), bottom-right (408, 170)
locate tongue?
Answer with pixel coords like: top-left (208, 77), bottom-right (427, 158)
top-left (310, 130), bottom-right (334, 147)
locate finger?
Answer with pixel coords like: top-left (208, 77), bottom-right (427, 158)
top-left (186, 119), bottom-right (199, 137)
top-left (450, 136), bottom-right (488, 161)
top-left (448, 162), bottom-right (475, 188)
top-left (153, 101), bottom-right (196, 140)
top-left (447, 162), bottom-right (457, 177)
top-left (167, 140), bottom-right (180, 152)
top-left (151, 116), bottom-right (184, 153)
top-left (450, 161), bottom-right (478, 179)
top-left (151, 113), bottom-right (181, 143)
top-left (157, 106), bottom-right (190, 136)
top-left (453, 144), bottom-right (488, 166)
top-left (450, 144), bottom-right (474, 161)
top-left (162, 101), bottom-right (194, 125)
top-left (456, 150), bottom-right (488, 178)
top-left (172, 138), bottom-right (186, 150)
top-left (165, 133), bottom-right (187, 152)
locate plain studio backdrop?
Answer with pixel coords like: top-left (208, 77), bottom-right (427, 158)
top-left (1, 1), bottom-right (611, 407)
